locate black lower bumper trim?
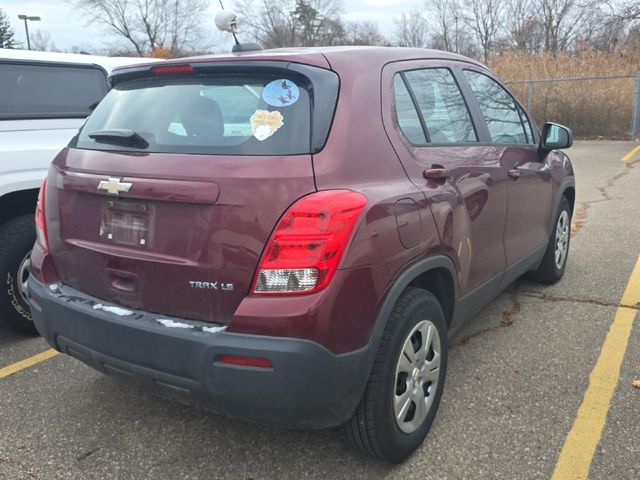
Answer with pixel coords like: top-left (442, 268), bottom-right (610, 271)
top-left (28, 278), bottom-right (373, 429)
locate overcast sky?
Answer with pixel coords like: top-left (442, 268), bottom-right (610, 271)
top-left (2, 0), bottom-right (420, 52)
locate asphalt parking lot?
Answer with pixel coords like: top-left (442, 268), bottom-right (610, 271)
top-left (1, 140), bottom-right (639, 480)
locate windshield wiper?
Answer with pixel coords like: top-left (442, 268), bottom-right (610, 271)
top-left (88, 129), bottom-right (149, 149)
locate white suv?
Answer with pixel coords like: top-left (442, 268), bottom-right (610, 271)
top-left (0, 48), bottom-right (159, 333)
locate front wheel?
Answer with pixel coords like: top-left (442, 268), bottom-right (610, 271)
top-left (346, 288), bottom-right (448, 463)
top-left (528, 196), bottom-right (571, 284)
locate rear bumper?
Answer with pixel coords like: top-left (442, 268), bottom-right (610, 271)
top-left (28, 278), bottom-right (372, 429)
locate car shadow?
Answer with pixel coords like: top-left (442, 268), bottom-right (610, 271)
top-left (66, 372), bottom-right (397, 478)
top-left (0, 319), bottom-right (38, 349)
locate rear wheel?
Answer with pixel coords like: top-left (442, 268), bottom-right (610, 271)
top-left (0, 215), bottom-right (38, 334)
top-left (346, 287), bottom-right (447, 463)
top-left (528, 196), bottom-right (571, 284)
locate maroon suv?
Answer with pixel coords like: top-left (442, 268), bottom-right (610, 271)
top-left (27, 47), bottom-right (574, 463)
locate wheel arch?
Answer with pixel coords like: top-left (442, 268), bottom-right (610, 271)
top-left (373, 256), bottom-right (458, 342)
top-left (547, 180), bottom-right (575, 234)
top-left (0, 189), bottom-right (39, 226)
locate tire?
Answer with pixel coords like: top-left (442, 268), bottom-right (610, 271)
top-left (527, 196), bottom-right (571, 284)
top-left (346, 287), bottom-right (448, 463)
top-left (0, 215), bottom-right (38, 335)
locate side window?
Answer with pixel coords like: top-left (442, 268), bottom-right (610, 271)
top-left (393, 74), bottom-right (427, 145)
top-left (403, 68), bottom-right (478, 144)
top-left (463, 70), bottom-right (530, 145)
top-left (0, 62), bottom-right (107, 119)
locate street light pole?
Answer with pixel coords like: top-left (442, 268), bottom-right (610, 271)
top-left (17, 15), bottom-right (41, 50)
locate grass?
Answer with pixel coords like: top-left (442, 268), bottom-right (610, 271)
top-left (490, 50), bottom-right (640, 139)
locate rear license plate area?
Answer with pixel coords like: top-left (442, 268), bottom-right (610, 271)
top-left (100, 199), bottom-right (154, 247)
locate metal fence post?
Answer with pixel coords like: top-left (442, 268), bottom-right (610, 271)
top-left (632, 73), bottom-right (640, 141)
top-left (527, 81), bottom-right (533, 113)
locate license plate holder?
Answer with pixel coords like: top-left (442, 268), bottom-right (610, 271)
top-left (100, 199), bottom-right (154, 247)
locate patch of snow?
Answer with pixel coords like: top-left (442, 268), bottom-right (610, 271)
top-left (157, 318), bottom-right (194, 329)
top-left (92, 303), bottom-right (133, 316)
top-left (202, 325), bottom-right (226, 334)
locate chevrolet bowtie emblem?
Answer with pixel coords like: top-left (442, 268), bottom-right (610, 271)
top-left (98, 177), bottom-right (133, 196)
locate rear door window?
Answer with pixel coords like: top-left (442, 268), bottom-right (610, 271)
top-left (401, 68), bottom-right (478, 144)
top-left (0, 62), bottom-right (108, 119)
top-left (463, 70), bottom-right (531, 145)
top-left (75, 74), bottom-right (313, 156)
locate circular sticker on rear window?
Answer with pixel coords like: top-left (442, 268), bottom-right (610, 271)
top-left (262, 79), bottom-right (300, 107)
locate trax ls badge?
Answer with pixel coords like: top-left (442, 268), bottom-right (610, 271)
top-left (189, 281), bottom-right (234, 291)
top-left (98, 177), bottom-right (132, 196)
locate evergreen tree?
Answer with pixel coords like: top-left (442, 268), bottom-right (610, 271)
top-left (0, 8), bottom-right (18, 49)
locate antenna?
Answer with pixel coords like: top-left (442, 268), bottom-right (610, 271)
top-left (214, 2), bottom-right (263, 53)
top-left (217, 0), bottom-right (240, 46)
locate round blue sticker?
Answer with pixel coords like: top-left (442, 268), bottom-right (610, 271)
top-left (262, 79), bottom-right (300, 107)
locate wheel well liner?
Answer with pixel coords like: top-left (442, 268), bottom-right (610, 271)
top-left (562, 186), bottom-right (575, 213)
top-left (0, 189), bottom-right (39, 226)
top-left (408, 268), bottom-right (455, 327)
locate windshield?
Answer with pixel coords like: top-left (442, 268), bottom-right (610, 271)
top-left (74, 73), bottom-right (313, 155)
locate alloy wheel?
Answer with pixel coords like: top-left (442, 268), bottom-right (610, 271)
top-left (17, 250), bottom-right (31, 306)
top-left (555, 210), bottom-right (570, 270)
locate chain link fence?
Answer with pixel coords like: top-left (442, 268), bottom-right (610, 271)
top-left (506, 74), bottom-right (640, 140)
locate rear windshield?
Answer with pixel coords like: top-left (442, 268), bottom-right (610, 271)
top-left (0, 62), bottom-right (108, 119)
top-left (74, 73), bottom-right (313, 155)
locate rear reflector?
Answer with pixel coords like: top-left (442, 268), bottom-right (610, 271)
top-left (35, 178), bottom-right (48, 252)
top-left (252, 190), bottom-right (367, 295)
top-left (219, 355), bottom-right (273, 369)
top-left (150, 64), bottom-right (194, 75)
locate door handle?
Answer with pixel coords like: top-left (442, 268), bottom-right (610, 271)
top-left (423, 167), bottom-right (450, 180)
top-left (508, 169), bottom-right (522, 179)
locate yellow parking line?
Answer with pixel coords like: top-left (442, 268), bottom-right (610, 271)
top-left (622, 144), bottom-right (640, 162)
top-left (552, 255), bottom-right (640, 480)
top-left (0, 349), bottom-right (59, 379)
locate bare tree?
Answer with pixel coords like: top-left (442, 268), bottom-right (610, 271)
top-left (345, 21), bottom-right (387, 46)
top-left (426, 0), bottom-right (476, 56)
top-left (236, 0), bottom-right (344, 48)
top-left (71, 0), bottom-right (212, 56)
top-left (601, 0), bottom-right (640, 21)
top-left (504, 0), bottom-right (543, 53)
top-left (463, 0), bottom-right (503, 62)
top-left (30, 30), bottom-right (58, 51)
top-left (393, 10), bottom-right (428, 47)
top-left (537, 0), bottom-right (589, 54)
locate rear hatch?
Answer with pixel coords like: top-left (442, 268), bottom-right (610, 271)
top-left (47, 61), bottom-right (339, 324)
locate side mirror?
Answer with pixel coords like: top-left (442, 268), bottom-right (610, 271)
top-left (541, 122), bottom-right (573, 150)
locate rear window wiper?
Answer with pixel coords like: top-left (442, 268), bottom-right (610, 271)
top-left (88, 129), bottom-right (149, 149)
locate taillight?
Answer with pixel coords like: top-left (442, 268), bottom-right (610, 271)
top-left (35, 178), bottom-right (48, 252)
top-left (252, 190), bottom-right (367, 295)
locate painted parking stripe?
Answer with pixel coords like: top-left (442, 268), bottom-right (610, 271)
top-left (551, 255), bottom-right (640, 480)
top-left (0, 349), bottom-right (59, 379)
top-left (622, 144), bottom-right (640, 162)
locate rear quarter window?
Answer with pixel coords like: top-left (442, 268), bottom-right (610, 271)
top-left (0, 62), bottom-right (108, 119)
top-left (75, 73), bottom-right (316, 156)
